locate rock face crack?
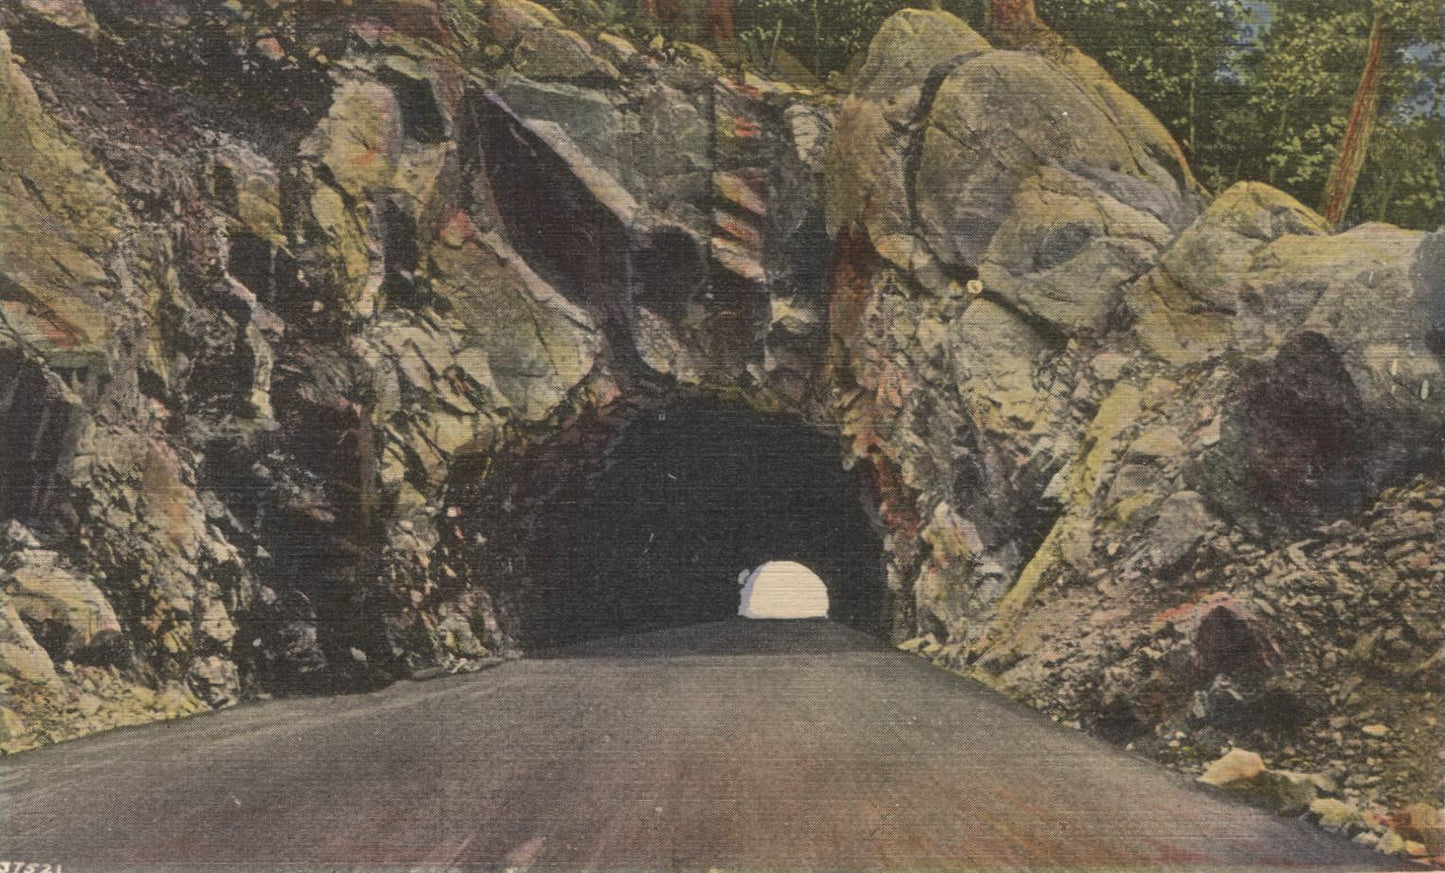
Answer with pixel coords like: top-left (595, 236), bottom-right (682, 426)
top-left (901, 51), bottom-right (989, 273)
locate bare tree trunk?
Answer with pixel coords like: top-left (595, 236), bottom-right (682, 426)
top-left (988, 0), bottom-right (1038, 38)
top-left (641, 0), bottom-right (733, 42)
top-left (1321, 8), bottom-right (1387, 225)
top-left (705, 0), bottom-right (735, 41)
top-left (987, 0), bottom-right (1058, 47)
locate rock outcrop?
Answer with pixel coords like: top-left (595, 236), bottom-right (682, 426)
top-left (0, 2), bottom-right (1438, 858)
top-left (820, 9), bottom-right (1440, 857)
top-left (0, 0), bottom-right (840, 748)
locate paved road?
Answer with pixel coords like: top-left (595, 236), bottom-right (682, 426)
top-left (1, 620), bottom-right (1392, 871)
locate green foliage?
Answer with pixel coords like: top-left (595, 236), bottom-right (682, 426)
top-left (1041, 0), bottom-right (1441, 228)
top-left (1042, 0), bottom-right (1251, 162)
top-left (735, 0), bottom-right (912, 76)
top-left (1353, 113), bottom-right (1442, 229)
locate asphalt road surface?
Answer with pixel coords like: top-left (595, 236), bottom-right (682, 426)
top-left (1, 620), bottom-right (1394, 872)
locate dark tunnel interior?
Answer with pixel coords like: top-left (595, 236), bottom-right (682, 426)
top-left (518, 399), bottom-right (889, 649)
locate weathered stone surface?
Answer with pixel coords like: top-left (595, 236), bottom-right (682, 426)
top-left (979, 166), bottom-right (1176, 331)
top-left (0, 598), bottom-right (61, 684)
top-left (14, 0), bottom-right (98, 37)
top-left (492, 75), bottom-right (626, 178)
top-left (1251, 769), bottom-right (1324, 816)
top-left (823, 94), bottom-right (916, 268)
top-left (948, 298), bottom-right (1051, 439)
top-left (427, 213), bottom-right (599, 421)
top-left (826, 4), bottom-right (1200, 336)
top-left (914, 50), bottom-right (1198, 329)
top-left (1129, 183), bottom-right (1329, 364)
top-left (5, 551), bottom-right (122, 652)
top-left (512, 23), bottom-right (618, 81)
top-left (1311, 798), bottom-right (1365, 834)
top-left (0, 30), bottom-right (125, 361)
top-left (824, 11), bottom-right (988, 271)
top-left (487, 0), bottom-right (565, 44)
top-left (1198, 751), bottom-right (1317, 815)
top-left (1392, 803), bottom-right (1444, 857)
top-left (918, 51), bottom-right (1196, 247)
top-left (302, 76), bottom-right (404, 202)
top-left (629, 83), bottom-right (710, 228)
top-left (852, 9), bottom-right (989, 98)
top-left (1199, 748), bottom-right (1267, 787)
top-left (1302, 226), bottom-right (1440, 432)
top-left (1136, 490), bottom-right (1212, 573)
top-left (214, 142), bottom-right (286, 246)
top-left (1131, 187), bottom-right (1440, 475)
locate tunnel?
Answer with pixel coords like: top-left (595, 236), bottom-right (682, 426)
top-left (509, 398), bottom-right (889, 649)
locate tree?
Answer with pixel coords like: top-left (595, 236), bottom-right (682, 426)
top-left (706, 0), bottom-right (737, 39)
top-left (1319, 0), bottom-right (1441, 225)
top-left (1039, 0), bottom-right (1250, 187)
top-left (734, 0), bottom-right (911, 77)
top-left (638, 0), bottom-right (735, 40)
top-left (987, 0), bottom-right (1040, 36)
top-left (1320, 5), bottom-right (1388, 224)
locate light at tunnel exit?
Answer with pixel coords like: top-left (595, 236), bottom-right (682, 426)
top-left (738, 561), bottom-right (830, 619)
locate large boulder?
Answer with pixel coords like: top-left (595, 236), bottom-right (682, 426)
top-left (914, 48), bottom-right (1199, 330)
top-left (1132, 185), bottom-right (1440, 437)
top-left (1129, 182), bottom-right (1330, 364)
top-left (823, 10), bottom-right (990, 272)
top-left (827, 9), bottom-right (1200, 316)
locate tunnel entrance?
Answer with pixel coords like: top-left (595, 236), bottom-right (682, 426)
top-left (511, 398), bottom-right (888, 649)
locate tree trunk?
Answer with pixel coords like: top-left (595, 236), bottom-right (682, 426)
top-left (1321, 8), bottom-right (1387, 225)
top-left (705, 0), bottom-right (735, 41)
top-left (988, 0), bottom-right (1040, 40)
top-left (642, 0), bottom-right (733, 42)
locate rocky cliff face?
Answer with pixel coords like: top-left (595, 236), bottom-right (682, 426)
top-left (821, 11), bottom-right (1441, 854)
top-left (0, 0), bottom-right (841, 743)
top-left (0, 0), bottom-right (1439, 857)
